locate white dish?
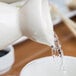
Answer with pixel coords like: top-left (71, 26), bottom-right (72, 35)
top-left (20, 56), bottom-right (76, 76)
top-left (53, 10), bottom-right (76, 25)
top-left (49, 0), bottom-right (76, 25)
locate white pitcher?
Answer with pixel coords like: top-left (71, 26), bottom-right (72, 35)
top-left (0, 0), bottom-right (55, 50)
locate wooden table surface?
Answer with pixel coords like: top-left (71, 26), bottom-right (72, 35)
top-left (3, 16), bottom-right (76, 76)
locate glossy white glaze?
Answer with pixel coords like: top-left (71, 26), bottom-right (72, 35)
top-left (0, 0), bottom-right (54, 49)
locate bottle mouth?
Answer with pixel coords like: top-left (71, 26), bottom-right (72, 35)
top-left (0, 50), bottom-right (9, 57)
top-left (0, 46), bottom-right (11, 57)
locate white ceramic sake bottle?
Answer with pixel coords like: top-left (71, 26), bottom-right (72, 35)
top-left (0, 0), bottom-right (55, 50)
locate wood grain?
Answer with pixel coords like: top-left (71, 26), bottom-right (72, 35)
top-left (3, 16), bottom-right (76, 76)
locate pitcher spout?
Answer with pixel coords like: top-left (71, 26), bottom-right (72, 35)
top-left (19, 0), bottom-right (55, 46)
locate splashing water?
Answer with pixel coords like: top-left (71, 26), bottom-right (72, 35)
top-left (51, 33), bottom-right (63, 57)
top-left (51, 33), bottom-right (65, 71)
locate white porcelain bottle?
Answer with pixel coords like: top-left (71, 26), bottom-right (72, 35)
top-left (0, 0), bottom-right (55, 50)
